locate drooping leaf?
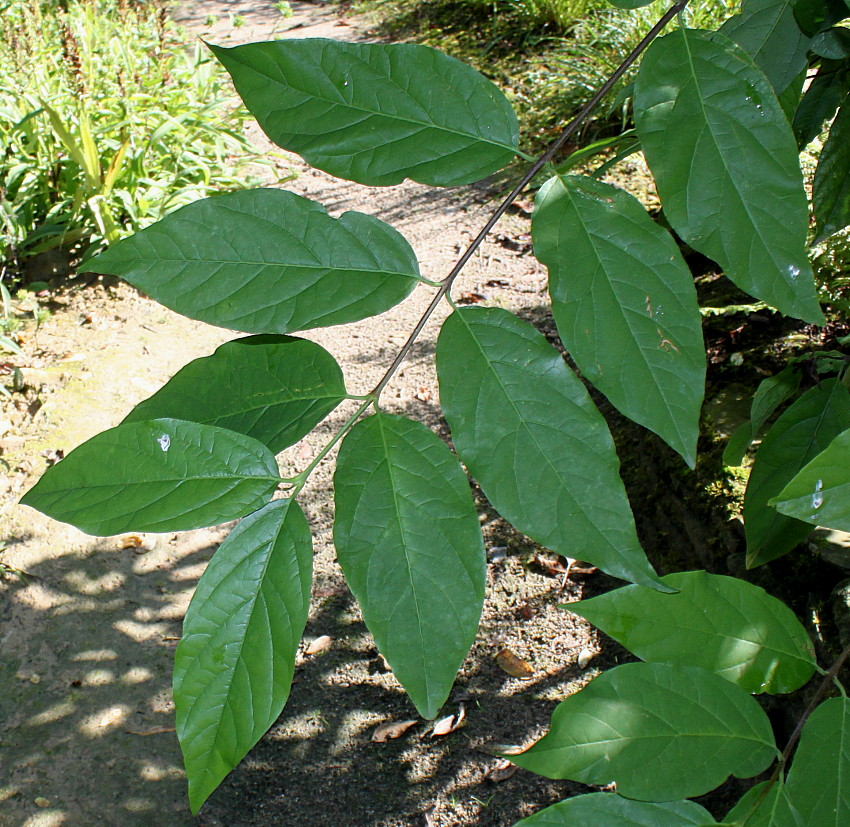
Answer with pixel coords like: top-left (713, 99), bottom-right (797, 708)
top-left (436, 307), bottom-right (667, 591)
top-left (634, 28), bottom-right (824, 324)
top-left (751, 366), bottom-right (802, 435)
top-left (719, 0), bottom-right (812, 94)
top-left (85, 188), bottom-right (421, 334)
top-left (784, 697), bottom-right (850, 823)
top-left (793, 59), bottom-right (850, 148)
top-left (511, 793), bottom-right (715, 826)
top-left (569, 570), bottom-right (816, 694)
top-left (20, 419), bottom-right (281, 535)
top-left (814, 95), bottom-right (850, 241)
top-left (509, 662), bottom-right (777, 801)
top-left (333, 412), bottom-right (485, 719)
top-left (209, 39), bottom-right (519, 187)
top-left (123, 335), bottom-right (346, 454)
top-left (744, 379), bottom-right (850, 567)
top-left (771, 427), bottom-right (850, 530)
top-left (174, 498), bottom-right (312, 814)
top-left (725, 780), bottom-right (805, 827)
top-left (532, 175), bottom-right (705, 466)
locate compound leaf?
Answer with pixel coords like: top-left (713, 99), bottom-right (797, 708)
top-left (814, 96), bottom-right (850, 241)
top-left (635, 28), bottom-right (824, 324)
top-left (210, 39), bottom-right (519, 187)
top-left (174, 498), bottom-right (312, 814)
top-left (333, 412), bottom-right (485, 719)
top-left (124, 335), bottom-right (346, 454)
top-left (86, 188), bottom-right (421, 334)
top-left (437, 307), bottom-right (666, 590)
top-left (20, 418), bottom-right (280, 535)
top-left (532, 174), bottom-right (705, 466)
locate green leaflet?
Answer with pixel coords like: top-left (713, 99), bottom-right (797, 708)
top-left (209, 39), bottom-right (518, 187)
top-left (719, 0), bottom-right (812, 94)
top-left (813, 95), bottom-right (850, 241)
top-left (174, 499), bottom-right (312, 814)
top-left (744, 379), bottom-right (850, 567)
top-left (436, 307), bottom-right (667, 591)
top-left (333, 412), bottom-right (485, 719)
top-left (771, 427), bottom-right (850, 530)
top-left (569, 570), bottom-right (816, 694)
top-left (784, 697), bottom-right (850, 824)
top-left (20, 419), bottom-right (281, 535)
top-left (793, 59), bottom-right (850, 148)
top-left (85, 188), bottom-right (421, 335)
top-left (124, 335), bottom-right (346, 454)
top-left (725, 781), bottom-right (805, 827)
top-left (532, 174), bottom-right (705, 466)
top-left (511, 793), bottom-right (715, 826)
top-left (634, 28), bottom-right (824, 324)
top-left (509, 662), bottom-right (776, 801)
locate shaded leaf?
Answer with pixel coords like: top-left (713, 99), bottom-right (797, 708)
top-left (634, 29), bottom-right (824, 324)
top-left (812, 26), bottom-right (850, 57)
top-left (814, 95), bottom-right (850, 241)
top-left (532, 175), bottom-right (705, 466)
top-left (333, 413), bottom-right (485, 719)
top-left (20, 419), bottom-right (280, 535)
top-left (752, 366), bottom-right (802, 435)
top-left (745, 380), bottom-right (850, 566)
top-left (724, 421), bottom-right (754, 466)
top-left (209, 39), bottom-right (518, 187)
top-left (570, 570), bottom-right (816, 694)
top-left (793, 59), bottom-right (850, 148)
top-left (509, 662), bottom-right (776, 801)
top-left (725, 780), bottom-right (805, 827)
top-left (173, 498), bottom-right (312, 813)
top-left (86, 188), bottom-right (421, 335)
top-left (371, 719), bottom-right (418, 742)
top-left (794, 0), bottom-right (849, 36)
top-left (495, 648), bottom-right (534, 679)
top-left (124, 335), bottom-right (346, 454)
top-left (437, 307), bottom-right (667, 590)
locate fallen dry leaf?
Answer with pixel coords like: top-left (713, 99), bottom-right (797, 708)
top-left (305, 634), bottom-right (332, 655)
top-left (458, 291), bottom-right (488, 305)
top-left (371, 719), bottom-right (418, 743)
top-left (485, 758), bottom-right (517, 783)
top-left (495, 648), bottom-right (534, 679)
top-left (430, 704), bottom-right (466, 737)
top-left (119, 534), bottom-right (143, 549)
top-left (577, 648), bottom-right (596, 670)
top-left (125, 726), bottom-right (175, 736)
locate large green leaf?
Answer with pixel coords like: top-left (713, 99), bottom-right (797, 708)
top-left (85, 188), bottom-right (421, 334)
top-left (20, 419), bottom-right (281, 535)
top-left (813, 96), bottom-right (850, 241)
top-left (509, 662), bottom-right (777, 801)
top-left (209, 39), bottom-right (519, 187)
top-left (771, 427), bottom-right (850, 530)
top-left (744, 379), bottom-right (850, 567)
top-left (725, 781), bottom-right (805, 827)
top-left (570, 570), bottom-right (816, 694)
top-left (793, 59), bottom-right (850, 148)
top-left (436, 307), bottom-right (666, 591)
top-left (634, 28), bottom-right (824, 324)
top-left (512, 793), bottom-right (715, 826)
top-left (174, 498), bottom-right (312, 814)
top-left (333, 412), bottom-right (485, 719)
top-left (123, 335), bottom-right (346, 454)
top-left (784, 698), bottom-right (850, 823)
top-left (532, 174), bottom-right (705, 466)
top-left (719, 0), bottom-right (812, 94)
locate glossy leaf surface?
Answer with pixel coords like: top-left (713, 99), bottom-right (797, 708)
top-left (745, 380), bottom-right (850, 566)
top-left (334, 412), bottom-right (485, 719)
top-left (725, 781), bottom-right (805, 827)
top-left (509, 662), bottom-right (776, 801)
top-left (20, 419), bottom-right (280, 535)
top-left (124, 335), bottom-right (346, 454)
top-left (437, 307), bottom-right (666, 590)
top-left (570, 570), bottom-right (816, 693)
top-left (86, 188), bottom-right (421, 334)
top-left (532, 175), bottom-right (705, 466)
top-left (174, 499), bottom-right (312, 813)
top-left (210, 39), bottom-right (519, 187)
top-left (634, 28), bottom-right (824, 324)
top-left (813, 96), bottom-right (850, 241)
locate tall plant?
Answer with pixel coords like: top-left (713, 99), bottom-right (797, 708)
top-left (20, 0), bottom-right (850, 821)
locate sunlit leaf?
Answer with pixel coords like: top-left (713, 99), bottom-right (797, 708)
top-left (813, 96), bottom-right (850, 241)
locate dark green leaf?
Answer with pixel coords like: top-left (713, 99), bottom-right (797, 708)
top-left (123, 335), bottom-right (346, 454)
top-left (744, 379), bottom-right (850, 567)
top-left (512, 793), bottom-right (715, 826)
top-left (771, 427), bottom-right (850, 530)
top-left (606, 0), bottom-right (655, 9)
top-left (794, 0), bottom-right (849, 36)
top-left (793, 60), bottom-right (850, 148)
top-left (724, 421), bottom-right (754, 466)
top-left (437, 307), bottom-right (666, 591)
top-left (509, 662), bottom-right (776, 801)
top-left (532, 175), bottom-right (705, 466)
top-left (725, 780), bottom-right (805, 826)
top-left (174, 499), bottom-right (312, 814)
top-left (777, 70), bottom-right (807, 122)
top-left (20, 419), bottom-right (281, 535)
top-left (812, 26), bottom-right (850, 57)
top-left (333, 413), bottom-right (485, 719)
top-left (752, 366), bottom-right (803, 435)
top-left (209, 39), bottom-right (518, 187)
top-left (814, 96), bottom-right (850, 241)
top-left (86, 188), bottom-right (421, 335)
top-left (634, 29), bottom-right (824, 324)
top-left (569, 570), bottom-right (816, 693)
